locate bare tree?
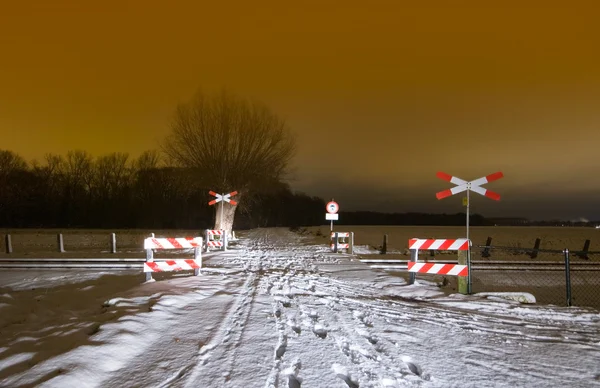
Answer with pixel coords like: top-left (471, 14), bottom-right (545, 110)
top-left (162, 89), bottom-right (296, 234)
top-left (0, 150), bottom-right (27, 179)
top-left (134, 150), bottom-right (161, 172)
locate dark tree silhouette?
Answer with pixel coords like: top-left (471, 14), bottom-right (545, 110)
top-left (162, 89), bottom-right (296, 234)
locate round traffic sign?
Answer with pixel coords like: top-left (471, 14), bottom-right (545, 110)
top-left (326, 201), bottom-right (339, 214)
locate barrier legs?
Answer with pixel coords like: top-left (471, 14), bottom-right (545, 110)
top-left (194, 247), bottom-right (202, 276)
top-left (145, 248), bottom-right (154, 282)
top-left (409, 249), bottom-right (417, 285)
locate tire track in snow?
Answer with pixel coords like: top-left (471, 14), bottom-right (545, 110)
top-left (175, 268), bottom-right (261, 387)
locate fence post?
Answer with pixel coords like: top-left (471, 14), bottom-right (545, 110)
top-left (57, 234), bottom-right (65, 253)
top-left (458, 249), bottom-right (468, 295)
top-left (4, 234), bottom-right (12, 254)
top-left (577, 239), bottom-right (590, 260)
top-left (381, 234), bottom-right (388, 254)
top-left (481, 236), bottom-right (492, 258)
top-left (349, 232), bottom-right (354, 255)
top-left (529, 238), bottom-right (541, 259)
top-left (193, 246), bottom-right (202, 276)
top-left (145, 248), bottom-right (154, 282)
top-left (110, 233), bottom-right (117, 254)
top-left (564, 248), bottom-right (572, 307)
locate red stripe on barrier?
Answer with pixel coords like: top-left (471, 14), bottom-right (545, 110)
top-left (151, 238), bottom-right (164, 249)
top-left (436, 240), bottom-right (453, 250)
top-left (419, 240), bottom-right (435, 250)
top-left (183, 259), bottom-right (200, 268)
top-left (145, 262), bottom-right (162, 272)
top-left (167, 238), bottom-right (184, 249)
top-left (164, 260), bottom-right (182, 271)
top-left (457, 240), bottom-right (470, 250)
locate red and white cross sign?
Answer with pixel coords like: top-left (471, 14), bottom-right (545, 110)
top-left (208, 191), bottom-right (238, 206)
top-left (435, 172), bottom-right (503, 201)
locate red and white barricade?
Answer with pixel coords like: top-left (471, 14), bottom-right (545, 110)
top-left (204, 229), bottom-right (228, 252)
top-left (331, 232), bottom-right (354, 254)
top-left (407, 238), bottom-right (470, 279)
top-left (143, 236), bottom-right (203, 282)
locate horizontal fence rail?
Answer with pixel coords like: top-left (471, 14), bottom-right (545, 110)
top-left (361, 259), bottom-right (600, 271)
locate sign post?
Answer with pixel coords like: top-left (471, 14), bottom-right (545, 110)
top-left (435, 171), bottom-right (503, 294)
top-left (208, 190), bottom-right (238, 230)
top-left (325, 199), bottom-right (339, 232)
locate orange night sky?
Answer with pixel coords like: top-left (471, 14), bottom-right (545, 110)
top-left (1, 1), bottom-right (599, 220)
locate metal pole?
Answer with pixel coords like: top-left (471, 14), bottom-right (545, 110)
top-left (330, 198), bottom-right (334, 233)
top-left (334, 232), bottom-right (338, 253)
top-left (466, 188), bottom-right (470, 243)
top-left (564, 248), bottom-right (572, 307)
top-left (220, 198), bottom-right (224, 231)
top-left (466, 188), bottom-right (472, 294)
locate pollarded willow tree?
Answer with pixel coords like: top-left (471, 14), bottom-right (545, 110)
top-left (162, 89), bottom-right (296, 234)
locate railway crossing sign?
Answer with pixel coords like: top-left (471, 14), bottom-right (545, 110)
top-left (435, 171), bottom-right (503, 295)
top-left (435, 171), bottom-right (503, 239)
top-left (208, 191), bottom-right (238, 206)
top-left (436, 172), bottom-right (503, 201)
top-left (208, 191), bottom-right (238, 230)
top-left (326, 201), bottom-right (339, 214)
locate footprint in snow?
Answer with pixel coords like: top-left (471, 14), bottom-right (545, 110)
top-left (275, 334), bottom-right (287, 359)
top-left (331, 363), bottom-right (359, 388)
top-left (355, 327), bottom-right (378, 345)
top-left (284, 358), bottom-right (302, 388)
top-left (402, 356), bottom-right (423, 377)
top-left (287, 319), bottom-right (301, 334)
top-left (312, 324), bottom-right (327, 339)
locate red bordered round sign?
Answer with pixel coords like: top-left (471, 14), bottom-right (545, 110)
top-left (326, 201), bottom-right (339, 214)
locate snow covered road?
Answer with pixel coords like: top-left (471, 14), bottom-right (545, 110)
top-left (1, 228), bottom-right (599, 387)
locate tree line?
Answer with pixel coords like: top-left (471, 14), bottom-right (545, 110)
top-left (0, 149), bottom-right (325, 230)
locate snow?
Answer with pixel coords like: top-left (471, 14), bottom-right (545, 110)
top-left (1, 228), bottom-right (599, 387)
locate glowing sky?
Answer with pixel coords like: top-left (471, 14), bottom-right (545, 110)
top-left (1, 1), bottom-right (599, 220)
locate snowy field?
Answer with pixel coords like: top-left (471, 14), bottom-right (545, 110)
top-left (1, 228), bottom-right (600, 387)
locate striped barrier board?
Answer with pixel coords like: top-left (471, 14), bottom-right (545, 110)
top-left (205, 229), bottom-right (227, 251)
top-left (143, 236), bottom-right (203, 282)
top-left (407, 262), bottom-right (468, 276)
top-left (330, 232), bottom-right (350, 238)
top-left (144, 237), bottom-right (203, 250)
top-left (144, 259), bottom-right (202, 273)
top-left (331, 243), bottom-right (350, 249)
top-left (409, 238), bottom-right (469, 251)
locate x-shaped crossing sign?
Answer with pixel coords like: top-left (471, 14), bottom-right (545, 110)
top-left (436, 172), bottom-right (503, 201)
top-left (208, 191), bottom-right (238, 206)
